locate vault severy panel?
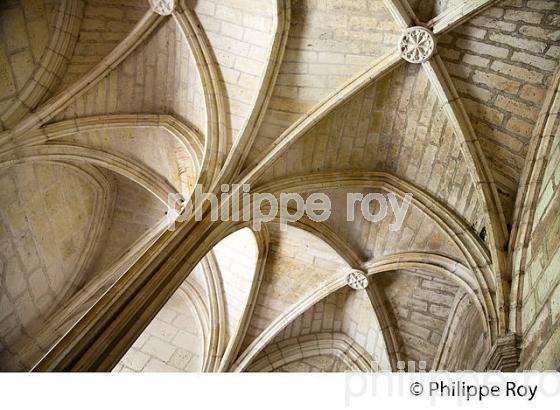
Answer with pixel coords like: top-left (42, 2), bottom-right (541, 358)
top-left (255, 285), bottom-right (391, 371)
top-left (84, 171), bottom-right (166, 278)
top-left (114, 286), bottom-right (205, 372)
top-left (245, 0), bottom-right (403, 166)
top-left (0, 0), bottom-right (80, 130)
top-left (212, 228), bottom-right (259, 341)
top-left (437, 292), bottom-right (487, 371)
top-left (0, 165), bottom-right (169, 371)
top-left (114, 262), bottom-right (213, 372)
top-left (309, 187), bottom-right (466, 264)
top-left (248, 331), bottom-right (372, 372)
top-left (54, 125), bottom-right (198, 194)
top-left (256, 65), bottom-right (485, 232)
top-left (0, 0), bottom-right (53, 111)
top-left (271, 353), bottom-right (353, 372)
top-left (239, 224), bottom-right (349, 353)
top-left (373, 269), bottom-right (460, 370)
top-left (438, 0), bottom-right (560, 224)
top-left (0, 161), bottom-right (103, 370)
top-left (54, 17), bottom-right (207, 136)
top-left (56, 0), bottom-right (149, 91)
top-left (185, 0), bottom-right (276, 142)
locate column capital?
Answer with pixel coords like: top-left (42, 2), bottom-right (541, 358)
top-left (484, 333), bottom-right (520, 372)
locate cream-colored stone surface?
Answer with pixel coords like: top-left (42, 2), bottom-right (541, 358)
top-left (264, 286), bottom-right (391, 370)
top-left (239, 224), bottom-right (349, 352)
top-left (58, 0), bottom-right (148, 89)
top-left (186, 0), bottom-right (275, 141)
top-left (374, 269), bottom-right (460, 370)
top-left (56, 17), bottom-right (207, 136)
top-left (56, 126), bottom-right (197, 194)
top-left (273, 353), bottom-right (352, 372)
top-left (439, 0), bottom-right (560, 222)
top-left (300, 187), bottom-right (467, 263)
top-left (246, 0), bottom-right (402, 165)
top-left (84, 172), bottom-right (166, 276)
top-left (0, 166), bottom-right (167, 370)
top-left (213, 227), bottom-right (259, 340)
top-left (438, 291), bottom-right (487, 371)
top-left (519, 114), bottom-right (560, 369)
top-left (0, 0), bottom-right (51, 120)
top-left (257, 66), bottom-right (485, 233)
top-left (114, 286), bottom-right (204, 372)
top-left (1, 0), bottom-right (559, 373)
top-left (0, 162), bottom-right (100, 370)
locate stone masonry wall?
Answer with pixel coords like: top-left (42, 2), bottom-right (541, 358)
top-left (59, 0), bottom-right (147, 88)
top-left (0, 0), bottom-right (53, 115)
top-left (439, 0), bottom-right (560, 222)
top-left (114, 287), bottom-right (204, 372)
top-left (56, 17), bottom-right (208, 136)
top-left (240, 224), bottom-right (348, 352)
top-left (0, 162), bottom-right (98, 370)
top-left (186, 0), bottom-right (274, 141)
top-left (258, 65), bottom-right (486, 234)
top-left (248, 0), bottom-right (402, 163)
top-left (374, 269), bottom-right (459, 370)
top-left (520, 123), bottom-right (560, 370)
top-left (212, 227), bottom-right (258, 341)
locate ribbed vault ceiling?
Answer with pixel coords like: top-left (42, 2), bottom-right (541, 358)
top-left (0, 0), bottom-right (558, 372)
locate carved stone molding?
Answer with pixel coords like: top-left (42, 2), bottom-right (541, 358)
top-left (398, 26), bottom-right (436, 63)
top-left (148, 0), bottom-right (175, 15)
top-left (484, 333), bottom-right (520, 372)
top-left (346, 269), bottom-right (369, 290)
